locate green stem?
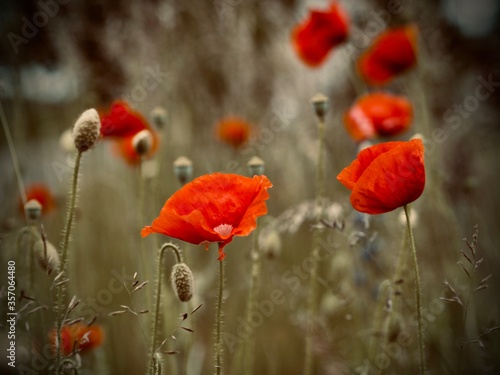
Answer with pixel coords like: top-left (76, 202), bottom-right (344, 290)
top-left (139, 159), bottom-right (153, 311)
top-left (0, 100), bottom-right (26, 204)
top-left (404, 205), bottom-right (425, 374)
top-left (148, 243), bottom-right (183, 375)
top-left (242, 228), bottom-right (260, 375)
top-left (215, 258), bottom-right (225, 375)
top-left (304, 115), bottom-right (326, 375)
top-left (55, 150), bottom-right (82, 374)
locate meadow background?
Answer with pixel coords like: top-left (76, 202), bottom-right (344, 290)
top-left (1, 0), bottom-right (500, 374)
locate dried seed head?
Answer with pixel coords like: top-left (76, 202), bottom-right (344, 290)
top-left (170, 263), bottom-right (194, 302)
top-left (150, 106), bottom-right (168, 130)
top-left (260, 229), bottom-right (281, 259)
top-left (173, 156), bottom-right (193, 185)
top-left (247, 156), bottom-right (265, 176)
top-left (73, 109), bottom-right (101, 153)
top-left (24, 199), bottom-right (43, 221)
top-left (33, 238), bottom-right (60, 274)
top-left (132, 129), bottom-right (154, 156)
top-left (310, 93), bottom-right (329, 119)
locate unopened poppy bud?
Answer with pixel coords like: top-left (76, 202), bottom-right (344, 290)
top-left (260, 229), bottom-right (281, 259)
top-left (173, 156), bottom-right (193, 185)
top-left (73, 109), bottom-right (101, 153)
top-left (247, 156), bottom-right (265, 176)
top-left (310, 93), bottom-right (329, 119)
top-left (24, 199), bottom-right (42, 221)
top-left (132, 129), bottom-right (153, 156)
top-left (150, 106), bottom-right (168, 130)
top-left (33, 238), bottom-right (60, 274)
top-left (170, 263), bottom-right (194, 302)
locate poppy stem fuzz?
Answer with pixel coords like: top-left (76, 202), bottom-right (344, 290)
top-left (404, 205), bottom-right (426, 374)
top-left (304, 94), bottom-right (329, 375)
top-left (148, 242), bottom-right (185, 374)
top-left (215, 257), bottom-right (225, 375)
top-left (55, 150), bottom-right (82, 374)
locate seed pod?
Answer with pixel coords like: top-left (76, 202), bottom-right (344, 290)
top-left (132, 129), bottom-right (153, 156)
top-left (73, 108), bottom-right (101, 153)
top-left (24, 199), bottom-right (42, 222)
top-left (170, 263), bottom-right (194, 302)
top-left (150, 106), bottom-right (168, 130)
top-left (260, 229), bottom-right (281, 259)
top-left (33, 238), bottom-right (60, 274)
top-left (310, 93), bottom-right (329, 119)
top-left (247, 156), bottom-right (265, 176)
top-left (173, 156), bottom-right (193, 185)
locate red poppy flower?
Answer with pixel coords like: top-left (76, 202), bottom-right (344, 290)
top-left (292, 1), bottom-right (349, 67)
top-left (337, 139), bottom-right (425, 214)
top-left (49, 323), bottom-right (104, 355)
top-left (20, 183), bottom-right (56, 214)
top-left (344, 92), bottom-right (413, 141)
top-left (100, 100), bottom-right (159, 164)
top-left (216, 117), bottom-right (252, 148)
top-left (142, 173), bottom-right (272, 260)
top-left (358, 25), bottom-right (418, 85)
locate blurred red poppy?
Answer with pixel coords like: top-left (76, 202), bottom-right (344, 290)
top-left (292, 1), bottom-right (349, 67)
top-left (358, 25), bottom-right (418, 85)
top-left (216, 117), bottom-right (252, 148)
top-left (100, 100), bottom-right (159, 164)
top-left (344, 92), bottom-right (413, 141)
top-left (49, 323), bottom-right (104, 355)
top-left (337, 139), bottom-right (425, 214)
top-left (142, 173), bottom-right (272, 260)
top-left (21, 183), bottom-right (56, 214)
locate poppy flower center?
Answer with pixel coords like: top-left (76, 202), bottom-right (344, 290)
top-left (214, 223), bottom-right (233, 237)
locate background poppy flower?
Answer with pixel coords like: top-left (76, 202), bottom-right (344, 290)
top-left (49, 323), bottom-right (104, 355)
top-left (100, 100), bottom-right (159, 164)
top-left (337, 139), bottom-right (425, 214)
top-left (142, 173), bottom-right (272, 260)
top-left (358, 25), bottom-right (418, 85)
top-left (20, 183), bottom-right (57, 215)
top-left (216, 117), bottom-right (252, 148)
top-left (292, 1), bottom-right (349, 67)
top-left (344, 92), bottom-right (413, 141)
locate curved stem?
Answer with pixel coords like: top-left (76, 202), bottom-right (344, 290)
top-left (304, 114), bottom-right (326, 375)
top-left (215, 258), bottom-right (225, 375)
top-left (404, 205), bottom-right (425, 374)
top-left (55, 150), bottom-right (82, 374)
top-left (0, 100), bottom-right (26, 205)
top-left (148, 243), bottom-right (183, 375)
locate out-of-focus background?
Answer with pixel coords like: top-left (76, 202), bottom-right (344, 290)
top-left (1, 0), bottom-right (499, 374)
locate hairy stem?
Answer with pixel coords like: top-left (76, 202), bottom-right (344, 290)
top-left (304, 114), bottom-right (326, 375)
top-left (404, 205), bottom-right (425, 374)
top-left (148, 243), bottom-right (182, 375)
top-left (215, 258), bottom-right (225, 375)
top-left (55, 150), bottom-right (82, 374)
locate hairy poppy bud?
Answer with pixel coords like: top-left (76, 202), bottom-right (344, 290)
top-left (247, 156), bottom-right (265, 176)
top-left (150, 106), bottom-right (168, 130)
top-left (24, 199), bottom-right (42, 221)
top-left (33, 238), bottom-right (60, 274)
top-left (170, 263), bottom-right (193, 302)
top-left (73, 109), bottom-right (101, 153)
top-left (173, 156), bottom-right (193, 185)
top-left (310, 93), bottom-right (329, 119)
top-left (132, 129), bottom-right (154, 156)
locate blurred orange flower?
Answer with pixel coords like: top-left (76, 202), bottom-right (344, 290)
top-left (358, 25), bottom-right (418, 85)
top-left (216, 117), bottom-right (252, 148)
top-left (292, 1), bottom-right (349, 67)
top-left (100, 100), bottom-right (159, 164)
top-left (142, 173), bottom-right (272, 260)
top-left (49, 323), bottom-right (104, 355)
top-left (344, 92), bottom-right (413, 141)
top-left (337, 139), bottom-right (425, 214)
top-left (21, 183), bottom-right (56, 215)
